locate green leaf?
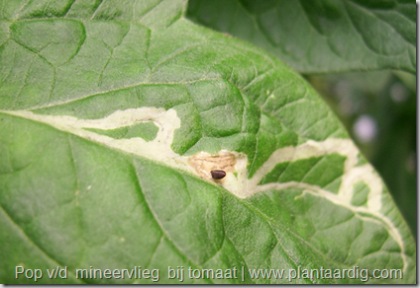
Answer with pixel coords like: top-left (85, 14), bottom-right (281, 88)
top-left (187, 0), bottom-right (416, 74)
top-left (0, 0), bottom-right (415, 284)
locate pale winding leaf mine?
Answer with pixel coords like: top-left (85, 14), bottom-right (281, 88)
top-left (2, 107), bottom-right (407, 271)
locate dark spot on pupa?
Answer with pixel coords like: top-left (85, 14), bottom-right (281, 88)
top-left (211, 170), bottom-right (226, 180)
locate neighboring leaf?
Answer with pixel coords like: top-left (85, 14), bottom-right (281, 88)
top-left (0, 0), bottom-right (415, 284)
top-left (187, 0), bottom-right (416, 74)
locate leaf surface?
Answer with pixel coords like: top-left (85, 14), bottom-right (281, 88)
top-left (187, 0), bottom-right (416, 74)
top-left (0, 0), bottom-right (415, 284)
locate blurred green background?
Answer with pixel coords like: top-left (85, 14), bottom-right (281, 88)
top-left (307, 71), bottom-right (416, 236)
